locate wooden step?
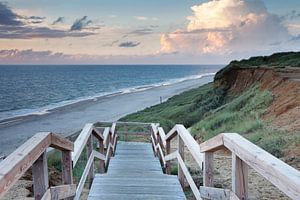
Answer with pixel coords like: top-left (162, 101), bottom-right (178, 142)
top-left (88, 142), bottom-right (186, 200)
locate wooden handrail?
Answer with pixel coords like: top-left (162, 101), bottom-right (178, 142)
top-left (157, 127), bottom-right (166, 147)
top-left (2, 122), bottom-right (299, 200)
top-left (72, 123), bottom-right (95, 166)
top-left (102, 127), bottom-right (110, 148)
top-left (0, 121), bottom-right (116, 200)
top-left (0, 132), bottom-right (73, 199)
top-left (72, 122), bottom-right (117, 199)
top-left (165, 124), bottom-right (203, 168)
top-left (200, 133), bottom-right (300, 200)
top-left (160, 125), bottom-right (204, 200)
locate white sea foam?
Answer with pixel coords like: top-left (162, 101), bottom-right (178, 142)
top-left (0, 72), bottom-right (216, 122)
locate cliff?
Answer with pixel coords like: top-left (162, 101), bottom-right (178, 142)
top-left (214, 52), bottom-right (300, 132)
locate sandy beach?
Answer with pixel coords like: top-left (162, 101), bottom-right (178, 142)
top-left (0, 75), bottom-right (213, 156)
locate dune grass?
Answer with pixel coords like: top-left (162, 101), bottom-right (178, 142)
top-left (121, 82), bottom-right (295, 158)
top-left (120, 83), bottom-right (226, 131)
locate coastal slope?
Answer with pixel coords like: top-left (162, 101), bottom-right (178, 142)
top-left (121, 52), bottom-right (300, 165)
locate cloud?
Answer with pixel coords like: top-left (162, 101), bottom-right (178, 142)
top-left (0, 48), bottom-right (229, 64)
top-left (0, 2), bottom-right (95, 39)
top-left (27, 16), bottom-right (45, 20)
top-left (0, 2), bottom-right (23, 25)
top-left (52, 17), bottom-right (65, 25)
top-left (0, 26), bottom-right (94, 39)
top-left (119, 41), bottom-right (140, 48)
top-left (281, 10), bottom-right (300, 21)
top-left (135, 16), bottom-right (147, 21)
top-left (160, 0), bottom-right (293, 55)
top-left (70, 16), bottom-right (92, 31)
top-left (128, 28), bottom-right (153, 36)
top-left (103, 40), bottom-right (119, 47)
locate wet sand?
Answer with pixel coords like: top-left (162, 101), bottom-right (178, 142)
top-left (0, 76), bottom-right (213, 156)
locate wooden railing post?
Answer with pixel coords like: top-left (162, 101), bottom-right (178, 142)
top-left (98, 139), bottom-right (105, 173)
top-left (204, 152), bottom-right (214, 187)
top-left (86, 135), bottom-right (94, 188)
top-left (62, 150), bottom-right (73, 200)
top-left (232, 153), bottom-right (248, 200)
top-left (166, 139), bottom-right (171, 174)
top-left (178, 136), bottom-right (185, 188)
top-left (32, 151), bottom-right (49, 200)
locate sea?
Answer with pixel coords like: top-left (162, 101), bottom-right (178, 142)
top-left (0, 65), bottom-right (223, 122)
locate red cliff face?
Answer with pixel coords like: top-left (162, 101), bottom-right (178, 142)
top-left (215, 67), bottom-right (300, 132)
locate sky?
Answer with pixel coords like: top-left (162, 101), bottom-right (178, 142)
top-left (0, 0), bottom-right (300, 64)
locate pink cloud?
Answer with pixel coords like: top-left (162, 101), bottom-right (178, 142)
top-left (160, 0), bottom-right (295, 55)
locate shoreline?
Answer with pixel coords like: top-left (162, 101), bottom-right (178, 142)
top-left (0, 75), bottom-right (213, 156)
top-left (0, 72), bottom-right (216, 126)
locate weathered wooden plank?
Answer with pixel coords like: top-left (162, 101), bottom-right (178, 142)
top-left (91, 184), bottom-right (186, 194)
top-left (105, 143), bottom-right (113, 166)
top-left (72, 123), bottom-right (94, 166)
top-left (177, 154), bottom-right (202, 200)
top-left (229, 192), bottom-right (240, 200)
top-left (50, 184), bottom-right (76, 200)
top-left (111, 133), bottom-right (117, 156)
top-left (86, 136), bottom-right (94, 188)
top-left (165, 151), bottom-right (178, 162)
top-left (178, 135), bottom-right (185, 188)
top-left (61, 150), bottom-right (73, 185)
top-left (95, 135), bottom-right (105, 173)
top-left (93, 150), bottom-right (105, 161)
top-left (88, 141), bottom-right (186, 200)
top-left (74, 152), bottom-right (94, 200)
top-left (203, 152), bottom-right (214, 187)
top-left (92, 128), bottom-right (104, 141)
top-left (200, 134), bottom-right (224, 153)
top-left (166, 139), bottom-right (171, 174)
top-left (199, 186), bottom-right (231, 200)
top-left (50, 133), bottom-right (74, 151)
top-left (165, 125), bottom-right (178, 141)
top-left (61, 150), bottom-right (73, 200)
top-left (151, 123), bottom-right (158, 141)
top-left (232, 153), bottom-right (248, 200)
top-left (41, 189), bottom-right (51, 200)
top-left (177, 125), bottom-right (203, 169)
top-left (158, 127), bottom-right (166, 147)
top-left (32, 151), bottom-right (49, 200)
top-left (110, 123), bottom-right (116, 138)
top-left (156, 144), bottom-right (166, 167)
top-left (151, 134), bottom-right (157, 155)
top-left (223, 133), bottom-right (300, 200)
top-left (102, 127), bottom-right (110, 149)
top-left (89, 193), bottom-right (185, 200)
top-left (0, 132), bottom-right (51, 198)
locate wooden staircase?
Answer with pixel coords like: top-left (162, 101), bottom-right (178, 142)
top-left (0, 121), bottom-right (300, 200)
top-left (88, 142), bottom-right (186, 199)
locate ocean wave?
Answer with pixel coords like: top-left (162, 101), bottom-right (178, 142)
top-left (0, 72), bottom-right (215, 123)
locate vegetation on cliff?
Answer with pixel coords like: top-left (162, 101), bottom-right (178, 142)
top-left (215, 51), bottom-right (300, 81)
top-left (121, 51), bottom-right (300, 159)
